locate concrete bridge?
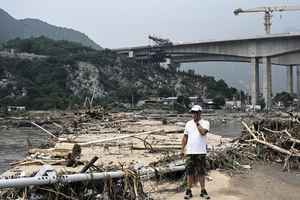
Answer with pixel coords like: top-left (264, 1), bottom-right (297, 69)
top-left (113, 33), bottom-right (300, 109)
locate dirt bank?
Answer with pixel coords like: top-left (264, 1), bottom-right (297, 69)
top-left (150, 162), bottom-right (300, 200)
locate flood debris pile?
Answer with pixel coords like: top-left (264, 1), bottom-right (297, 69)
top-left (241, 116), bottom-right (300, 171)
top-left (0, 111), bottom-right (244, 200)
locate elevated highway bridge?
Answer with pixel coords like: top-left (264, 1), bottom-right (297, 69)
top-left (113, 33), bottom-right (300, 109)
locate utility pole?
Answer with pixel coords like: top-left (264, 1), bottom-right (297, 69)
top-left (131, 94), bottom-right (134, 109)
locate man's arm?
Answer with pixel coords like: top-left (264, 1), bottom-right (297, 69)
top-left (181, 134), bottom-right (188, 157)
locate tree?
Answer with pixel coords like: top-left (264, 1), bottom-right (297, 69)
top-left (213, 96), bottom-right (225, 106)
top-left (115, 85), bottom-right (141, 105)
top-left (273, 92), bottom-right (294, 107)
top-left (158, 86), bottom-right (175, 97)
top-left (257, 97), bottom-right (266, 110)
top-left (177, 95), bottom-right (191, 109)
top-left (174, 103), bottom-right (186, 113)
top-left (187, 69), bottom-right (195, 75)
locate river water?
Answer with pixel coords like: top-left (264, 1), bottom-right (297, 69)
top-left (0, 128), bottom-right (48, 173)
top-left (210, 119), bottom-right (242, 138)
top-left (0, 119), bottom-right (241, 174)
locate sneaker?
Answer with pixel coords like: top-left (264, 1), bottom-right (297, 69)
top-left (200, 189), bottom-right (210, 199)
top-left (184, 189), bottom-right (193, 199)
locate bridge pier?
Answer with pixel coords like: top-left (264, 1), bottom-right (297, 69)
top-left (297, 66), bottom-right (300, 97)
top-left (250, 57), bottom-right (260, 107)
top-left (161, 58), bottom-right (180, 71)
top-left (287, 65), bottom-right (294, 94)
top-left (262, 57), bottom-right (272, 110)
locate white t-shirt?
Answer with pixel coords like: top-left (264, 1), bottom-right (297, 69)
top-left (184, 119), bottom-right (210, 154)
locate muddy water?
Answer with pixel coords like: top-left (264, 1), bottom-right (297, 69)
top-left (210, 119), bottom-right (241, 138)
top-left (0, 128), bottom-right (48, 173)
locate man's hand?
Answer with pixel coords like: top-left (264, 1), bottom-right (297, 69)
top-left (196, 122), bottom-right (208, 135)
top-left (180, 149), bottom-right (185, 159)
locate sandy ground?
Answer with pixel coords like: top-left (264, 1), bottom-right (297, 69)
top-left (149, 162), bottom-right (300, 200)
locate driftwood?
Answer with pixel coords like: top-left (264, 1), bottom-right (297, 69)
top-left (242, 120), bottom-right (300, 171)
top-left (10, 159), bottom-right (66, 166)
top-left (80, 156), bottom-right (99, 173)
top-left (262, 127), bottom-right (300, 144)
top-left (28, 142), bottom-right (79, 159)
top-left (131, 136), bottom-right (154, 152)
top-left (242, 121), bottom-right (293, 155)
top-left (9, 159), bottom-right (45, 166)
top-left (79, 129), bottom-right (163, 146)
top-left (131, 146), bottom-right (181, 152)
top-left (28, 148), bottom-right (70, 158)
top-left (242, 121), bottom-right (300, 157)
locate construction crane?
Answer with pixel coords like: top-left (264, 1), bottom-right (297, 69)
top-left (148, 35), bottom-right (173, 46)
top-left (147, 35), bottom-right (173, 63)
top-left (234, 5), bottom-right (300, 34)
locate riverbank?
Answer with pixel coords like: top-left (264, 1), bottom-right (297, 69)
top-left (152, 162), bottom-right (300, 200)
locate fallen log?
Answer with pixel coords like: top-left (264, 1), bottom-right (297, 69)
top-left (28, 148), bottom-right (70, 158)
top-left (131, 146), bottom-right (181, 151)
top-left (10, 159), bottom-right (65, 166)
top-left (164, 128), bottom-right (184, 134)
top-left (79, 129), bottom-right (164, 146)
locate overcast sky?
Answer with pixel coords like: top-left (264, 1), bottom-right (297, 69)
top-left (2, 0), bottom-right (300, 48)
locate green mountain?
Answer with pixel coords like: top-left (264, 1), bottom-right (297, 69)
top-left (0, 37), bottom-right (238, 110)
top-left (0, 8), bottom-right (101, 50)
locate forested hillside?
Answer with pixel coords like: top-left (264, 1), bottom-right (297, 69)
top-left (0, 37), bottom-right (238, 110)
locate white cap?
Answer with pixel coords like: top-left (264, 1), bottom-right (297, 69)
top-left (190, 105), bottom-right (202, 112)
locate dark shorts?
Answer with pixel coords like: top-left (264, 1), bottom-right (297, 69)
top-left (185, 154), bottom-right (206, 176)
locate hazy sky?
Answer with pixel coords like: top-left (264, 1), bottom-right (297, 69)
top-left (2, 0), bottom-right (300, 48)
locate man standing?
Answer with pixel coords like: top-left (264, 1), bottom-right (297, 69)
top-left (181, 105), bottom-right (210, 199)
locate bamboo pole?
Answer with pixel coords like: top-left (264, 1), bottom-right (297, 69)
top-left (31, 122), bottom-right (58, 139)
